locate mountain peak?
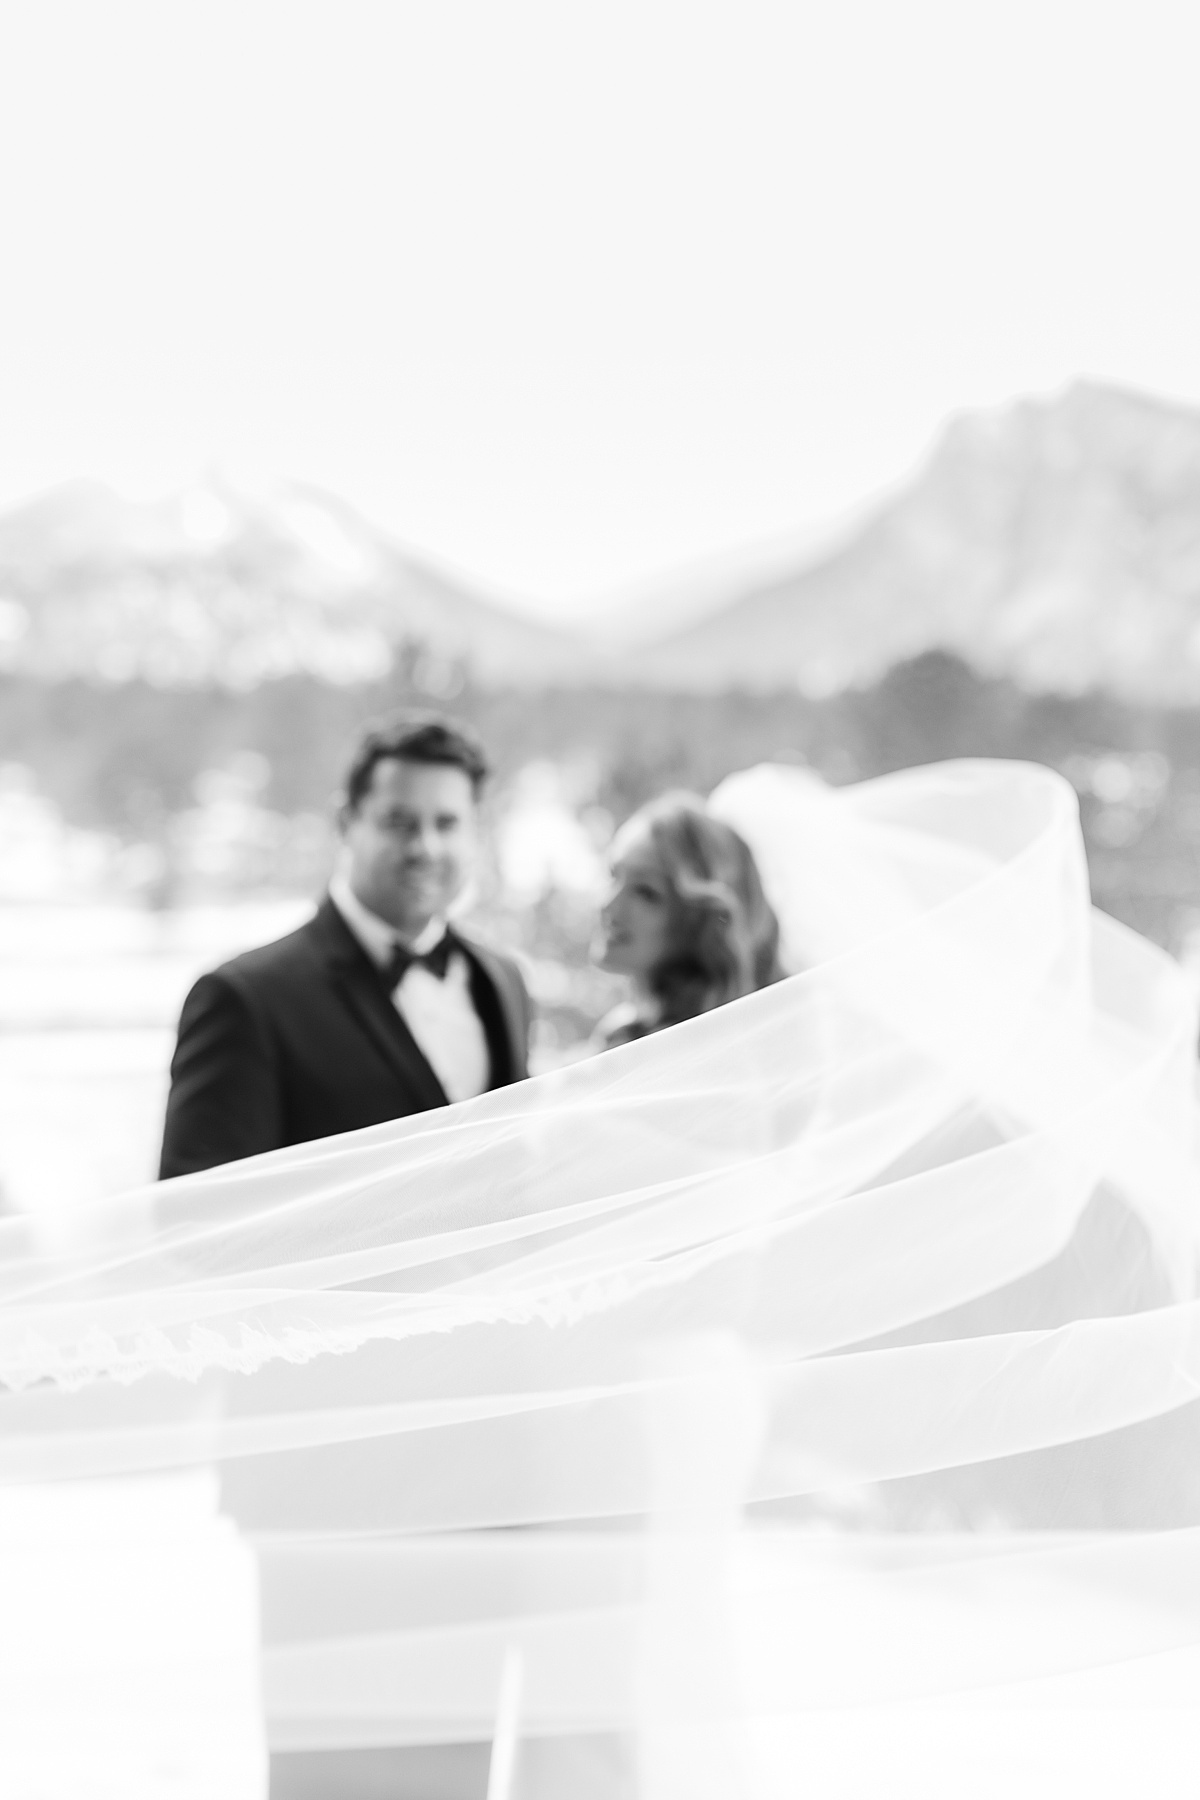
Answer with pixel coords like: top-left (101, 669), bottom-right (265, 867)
top-left (633, 382), bottom-right (1200, 701)
top-left (0, 477), bottom-right (583, 689)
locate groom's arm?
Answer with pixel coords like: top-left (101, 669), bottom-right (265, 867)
top-left (159, 971), bottom-right (285, 1179)
top-left (490, 948), bottom-right (534, 1081)
top-left (512, 961), bottom-right (534, 1076)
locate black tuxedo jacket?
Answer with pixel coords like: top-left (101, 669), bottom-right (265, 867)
top-left (159, 898), bottom-right (532, 1180)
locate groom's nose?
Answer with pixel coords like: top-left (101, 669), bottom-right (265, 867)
top-left (402, 818), bottom-right (441, 860)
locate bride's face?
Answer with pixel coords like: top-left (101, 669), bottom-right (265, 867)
top-left (594, 823), bottom-right (673, 981)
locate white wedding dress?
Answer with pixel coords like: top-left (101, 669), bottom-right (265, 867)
top-left (2, 760), bottom-right (1199, 1799)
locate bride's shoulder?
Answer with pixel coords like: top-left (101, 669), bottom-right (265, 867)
top-left (591, 1002), bottom-right (653, 1052)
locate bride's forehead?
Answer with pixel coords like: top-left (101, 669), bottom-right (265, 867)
top-left (610, 818), bottom-right (663, 872)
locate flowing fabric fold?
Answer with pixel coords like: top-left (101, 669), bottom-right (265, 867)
top-left (2, 760), bottom-right (1199, 1794)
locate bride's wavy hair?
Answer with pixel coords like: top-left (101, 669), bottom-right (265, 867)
top-left (634, 791), bottom-right (785, 1024)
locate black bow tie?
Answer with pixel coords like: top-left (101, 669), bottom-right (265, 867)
top-left (381, 932), bottom-right (454, 989)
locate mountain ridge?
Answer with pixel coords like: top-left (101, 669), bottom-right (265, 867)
top-left (629, 381), bottom-right (1200, 701)
top-left (0, 475), bottom-right (585, 689)
top-left (4, 382), bottom-right (1200, 700)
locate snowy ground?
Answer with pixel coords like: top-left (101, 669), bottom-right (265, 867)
top-left (0, 901), bottom-right (309, 1217)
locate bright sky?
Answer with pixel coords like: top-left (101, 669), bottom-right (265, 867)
top-left (1, 0), bottom-right (1198, 622)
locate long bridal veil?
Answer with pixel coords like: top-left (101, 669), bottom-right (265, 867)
top-left (2, 759), bottom-right (1199, 1797)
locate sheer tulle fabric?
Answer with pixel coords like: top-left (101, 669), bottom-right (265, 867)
top-left (2, 761), bottom-right (1199, 1792)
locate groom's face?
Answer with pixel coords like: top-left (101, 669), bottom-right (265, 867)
top-left (341, 756), bottom-right (478, 937)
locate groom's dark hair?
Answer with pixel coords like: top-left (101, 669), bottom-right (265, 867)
top-left (343, 712), bottom-right (491, 811)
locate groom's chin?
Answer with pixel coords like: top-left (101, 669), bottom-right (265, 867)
top-left (391, 882), bottom-right (457, 932)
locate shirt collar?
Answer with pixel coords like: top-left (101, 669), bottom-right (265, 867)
top-left (328, 873), bottom-right (447, 968)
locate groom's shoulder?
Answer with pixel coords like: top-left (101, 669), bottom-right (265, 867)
top-left (205, 903), bottom-right (332, 995)
top-left (455, 925), bottom-right (528, 989)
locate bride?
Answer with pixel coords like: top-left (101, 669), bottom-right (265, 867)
top-left (592, 788), bottom-right (786, 1046)
top-left (3, 759), bottom-right (1200, 1800)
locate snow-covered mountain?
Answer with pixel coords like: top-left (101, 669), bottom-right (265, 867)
top-left (7, 385), bottom-right (1200, 700)
top-left (631, 383), bottom-right (1200, 700)
top-left (0, 477), bottom-right (585, 688)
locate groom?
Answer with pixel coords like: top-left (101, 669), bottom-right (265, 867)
top-left (159, 713), bottom-right (532, 1178)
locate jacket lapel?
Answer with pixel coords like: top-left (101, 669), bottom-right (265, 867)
top-left (453, 929), bottom-right (529, 1084)
top-left (307, 899), bottom-right (450, 1111)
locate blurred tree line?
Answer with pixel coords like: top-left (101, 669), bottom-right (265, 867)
top-left (4, 649), bottom-right (1200, 954)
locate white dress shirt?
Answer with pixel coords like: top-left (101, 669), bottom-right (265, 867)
top-left (328, 876), bottom-right (491, 1103)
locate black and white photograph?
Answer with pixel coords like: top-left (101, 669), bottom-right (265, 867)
top-left (2, 3), bottom-right (1200, 1796)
